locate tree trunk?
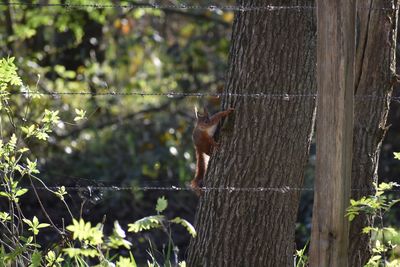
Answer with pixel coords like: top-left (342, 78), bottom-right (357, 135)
top-left (187, 1), bottom-right (316, 266)
top-left (3, 3), bottom-right (14, 52)
top-left (349, 1), bottom-right (398, 266)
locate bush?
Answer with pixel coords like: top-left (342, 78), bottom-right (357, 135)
top-left (0, 57), bottom-right (195, 266)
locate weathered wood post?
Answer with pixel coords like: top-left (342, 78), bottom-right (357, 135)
top-left (309, 1), bottom-right (356, 266)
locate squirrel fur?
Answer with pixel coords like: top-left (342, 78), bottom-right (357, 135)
top-left (191, 107), bottom-right (234, 195)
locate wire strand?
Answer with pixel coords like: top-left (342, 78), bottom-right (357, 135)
top-left (0, 2), bottom-right (396, 11)
top-left (0, 2), bottom-right (314, 11)
top-left (6, 91), bottom-right (400, 102)
top-left (10, 91), bottom-right (316, 98)
top-left (29, 185), bottom-right (396, 193)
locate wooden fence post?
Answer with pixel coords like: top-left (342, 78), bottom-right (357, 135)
top-left (309, 1), bottom-right (356, 266)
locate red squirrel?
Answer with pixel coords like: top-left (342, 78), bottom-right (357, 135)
top-left (191, 107), bottom-right (234, 194)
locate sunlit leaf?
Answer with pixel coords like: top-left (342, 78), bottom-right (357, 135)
top-left (127, 215), bottom-right (164, 233)
top-left (155, 196), bottom-right (168, 213)
top-left (170, 217), bottom-right (197, 237)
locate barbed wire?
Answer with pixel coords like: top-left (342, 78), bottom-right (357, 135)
top-left (11, 91), bottom-right (317, 99)
top-left (34, 185), bottom-right (310, 193)
top-left (7, 91), bottom-right (400, 102)
top-left (29, 185), bottom-right (399, 193)
top-left (0, 2), bottom-right (314, 11)
top-left (0, 2), bottom-right (396, 12)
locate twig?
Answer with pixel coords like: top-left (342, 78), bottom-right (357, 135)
top-left (29, 176), bottom-right (64, 235)
top-left (28, 173), bottom-right (75, 219)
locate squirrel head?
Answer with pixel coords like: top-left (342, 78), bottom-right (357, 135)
top-left (195, 107), bottom-right (210, 126)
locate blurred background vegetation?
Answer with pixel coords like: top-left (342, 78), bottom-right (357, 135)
top-left (1, 0), bottom-right (400, 263)
top-left (0, 0), bottom-right (235, 262)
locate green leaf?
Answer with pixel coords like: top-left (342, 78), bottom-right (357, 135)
top-left (73, 108), bottom-right (87, 121)
top-left (383, 227), bottom-right (399, 236)
top-left (18, 147), bottom-right (30, 153)
top-left (45, 250), bottom-right (64, 266)
top-left (370, 255), bottom-right (382, 261)
top-left (362, 226), bottom-right (378, 234)
top-left (23, 216), bottom-right (48, 235)
top-left (155, 196), bottom-right (168, 213)
top-left (170, 217), bottom-right (197, 237)
top-left (54, 186), bottom-right (67, 201)
top-left (42, 109), bottom-right (60, 124)
top-left (21, 124), bottom-right (36, 138)
top-left (0, 57), bottom-right (22, 91)
top-left (32, 216), bottom-right (39, 226)
top-left (35, 131), bottom-right (49, 141)
top-left (378, 182), bottom-right (393, 191)
top-left (15, 188), bottom-right (28, 197)
top-left (0, 212), bottom-right (10, 222)
top-left (26, 158), bottom-right (40, 174)
top-left (0, 192), bottom-right (10, 198)
top-left (114, 221), bottom-right (126, 238)
top-left (108, 221), bottom-right (132, 249)
top-left (127, 215), bottom-right (164, 233)
top-left (66, 218), bottom-right (103, 245)
top-left (7, 134), bottom-right (17, 151)
top-left (37, 223), bottom-right (50, 229)
top-left (116, 254), bottom-right (137, 267)
top-left (63, 248), bottom-right (98, 258)
top-left (30, 250), bottom-right (42, 267)
top-left (23, 218), bottom-right (33, 228)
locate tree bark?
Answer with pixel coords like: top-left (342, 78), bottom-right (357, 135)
top-left (187, 1), bottom-right (316, 266)
top-left (349, 1), bottom-right (398, 266)
top-left (309, 1), bottom-right (356, 266)
top-left (3, 3), bottom-right (14, 52)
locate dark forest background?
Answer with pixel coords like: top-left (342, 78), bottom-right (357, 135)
top-left (1, 1), bottom-right (400, 264)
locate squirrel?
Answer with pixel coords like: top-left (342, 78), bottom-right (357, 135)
top-left (191, 107), bottom-right (234, 195)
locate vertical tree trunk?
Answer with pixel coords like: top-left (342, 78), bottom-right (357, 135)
top-left (187, 1), bottom-right (316, 266)
top-left (350, 1), bottom-right (398, 266)
top-left (3, 3), bottom-right (14, 52)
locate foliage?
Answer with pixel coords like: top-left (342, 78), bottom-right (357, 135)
top-left (0, 0), bottom-right (233, 261)
top-left (128, 195), bottom-right (196, 266)
top-left (0, 58), bottom-right (195, 266)
top-left (294, 241), bottom-right (309, 267)
top-left (347, 155), bottom-right (400, 266)
top-left (0, 0), bottom-right (233, 185)
top-left (127, 196), bottom-right (196, 238)
top-left (0, 57), bottom-right (58, 265)
top-left (347, 182), bottom-right (400, 222)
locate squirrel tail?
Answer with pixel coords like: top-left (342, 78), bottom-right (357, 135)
top-left (191, 149), bottom-right (206, 193)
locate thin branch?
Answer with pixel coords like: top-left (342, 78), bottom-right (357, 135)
top-left (29, 176), bottom-right (65, 235)
top-left (29, 173), bottom-right (74, 219)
